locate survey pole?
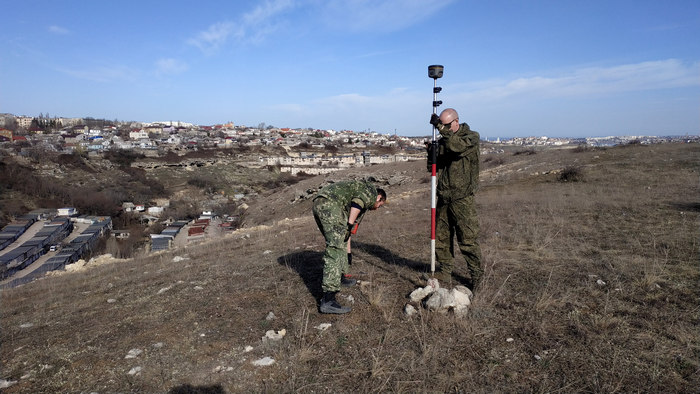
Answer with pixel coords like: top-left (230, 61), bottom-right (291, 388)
top-left (428, 65), bottom-right (443, 274)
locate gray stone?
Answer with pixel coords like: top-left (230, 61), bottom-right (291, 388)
top-left (404, 304), bottom-right (418, 316)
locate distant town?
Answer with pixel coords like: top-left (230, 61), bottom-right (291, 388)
top-left (1, 113), bottom-right (697, 171)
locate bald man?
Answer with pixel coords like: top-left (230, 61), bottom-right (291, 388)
top-left (429, 108), bottom-right (483, 290)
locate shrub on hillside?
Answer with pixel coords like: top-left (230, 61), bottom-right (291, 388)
top-left (483, 155), bottom-right (506, 168)
top-left (187, 177), bottom-right (218, 194)
top-left (121, 167), bottom-right (166, 199)
top-left (0, 157), bottom-right (73, 208)
top-left (104, 149), bottom-right (145, 167)
top-left (56, 152), bottom-right (93, 172)
top-left (266, 164), bottom-right (281, 173)
top-left (513, 148), bottom-right (537, 156)
top-left (262, 172), bottom-right (309, 189)
top-left (376, 145), bottom-right (397, 155)
top-left (155, 150), bottom-right (182, 163)
top-left (558, 166), bottom-right (584, 182)
top-left (162, 200), bottom-right (201, 221)
top-left (103, 226), bottom-right (147, 258)
top-left (70, 189), bottom-right (120, 216)
top-left (296, 172), bottom-right (314, 180)
top-left (0, 198), bottom-right (28, 229)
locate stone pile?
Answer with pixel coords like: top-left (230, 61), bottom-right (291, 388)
top-left (405, 278), bottom-right (473, 317)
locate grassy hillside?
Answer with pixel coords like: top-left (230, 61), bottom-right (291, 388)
top-left (1, 143), bottom-right (698, 392)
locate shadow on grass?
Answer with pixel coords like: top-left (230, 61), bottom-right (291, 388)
top-left (353, 241), bottom-right (476, 288)
top-left (352, 241), bottom-right (439, 287)
top-left (277, 250), bottom-right (324, 300)
top-left (169, 383), bottom-right (226, 394)
top-left (671, 202), bottom-right (700, 212)
top-left (352, 242), bottom-right (426, 271)
top-left (277, 243), bottom-right (468, 296)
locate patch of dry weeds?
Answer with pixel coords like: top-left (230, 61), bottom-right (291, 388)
top-left (1, 143), bottom-right (698, 392)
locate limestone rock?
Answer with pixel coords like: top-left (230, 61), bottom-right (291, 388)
top-left (409, 285), bottom-right (436, 303)
top-left (424, 288), bottom-right (455, 313)
top-left (125, 348), bottom-right (142, 359)
top-left (262, 329), bottom-right (286, 343)
top-left (451, 286), bottom-right (472, 306)
top-left (404, 304), bottom-right (418, 316)
top-left (127, 366), bottom-right (142, 376)
top-left (252, 357), bottom-right (275, 366)
top-left (408, 280), bottom-right (473, 317)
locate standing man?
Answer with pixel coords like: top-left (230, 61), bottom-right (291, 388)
top-left (312, 179), bottom-right (386, 314)
top-left (429, 108), bottom-right (483, 290)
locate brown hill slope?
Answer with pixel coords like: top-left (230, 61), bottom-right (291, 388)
top-left (1, 143), bottom-right (699, 392)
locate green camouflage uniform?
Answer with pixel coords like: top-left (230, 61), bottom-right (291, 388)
top-left (312, 180), bottom-right (378, 292)
top-left (434, 122), bottom-right (483, 285)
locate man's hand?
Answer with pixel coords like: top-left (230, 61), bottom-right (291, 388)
top-left (439, 126), bottom-right (452, 138)
top-left (344, 223), bottom-right (354, 242)
top-left (430, 113), bottom-right (440, 127)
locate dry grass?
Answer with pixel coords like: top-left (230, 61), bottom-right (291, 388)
top-left (1, 143), bottom-right (699, 393)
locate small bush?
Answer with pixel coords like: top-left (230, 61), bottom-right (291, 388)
top-left (158, 150), bottom-right (182, 163)
top-left (572, 144), bottom-right (591, 153)
top-left (187, 177), bottom-right (218, 194)
top-left (483, 155), bottom-right (506, 168)
top-left (103, 149), bottom-right (145, 167)
top-left (513, 148), bottom-right (537, 156)
top-left (56, 152), bottom-right (93, 171)
top-left (558, 166), bottom-right (584, 182)
top-left (262, 172), bottom-right (304, 189)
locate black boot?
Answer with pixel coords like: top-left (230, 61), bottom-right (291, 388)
top-left (341, 274), bottom-right (357, 287)
top-left (319, 291), bottom-right (351, 314)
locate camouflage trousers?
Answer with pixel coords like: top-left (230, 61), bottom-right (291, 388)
top-left (312, 197), bottom-right (349, 293)
top-left (435, 194), bottom-right (483, 284)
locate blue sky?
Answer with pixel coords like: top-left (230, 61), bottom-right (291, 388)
top-left (1, 0), bottom-right (698, 138)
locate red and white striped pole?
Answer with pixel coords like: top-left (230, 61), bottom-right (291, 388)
top-left (428, 65), bottom-right (443, 274)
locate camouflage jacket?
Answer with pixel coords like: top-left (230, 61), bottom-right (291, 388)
top-left (314, 180), bottom-right (378, 223)
top-left (435, 122), bottom-right (480, 202)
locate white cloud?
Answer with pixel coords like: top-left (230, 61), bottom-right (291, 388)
top-left (188, 0), bottom-right (295, 53)
top-left (187, 22), bottom-right (237, 54)
top-left (239, 58), bottom-right (700, 135)
top-left (48, 25), bottom-right (69, 35)
top-left (266, 87), bottom-right (422, 132)
top-left (155, 58), bottom-right (189, 76)
top-left (455, 59), bottom-right (700, 102)
top-left (187, 0), bottom-right (448, 54)
top-left (242, 0), bottom-right (295, 25)
top-left (56, 65), bottom-right (139, 83)
top-left (318, 0), bottom-right (455, 33)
